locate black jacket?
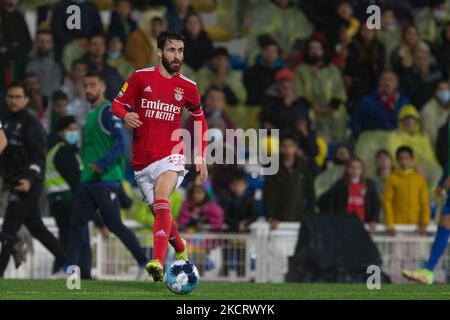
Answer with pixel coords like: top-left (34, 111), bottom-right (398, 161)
top-left (325, 178), bottom-right (380, 223)
top-left (264, 157), bottom-right (315, 221)
top-left (221, 194), bottom-right (259, 232)
top-left (181, 30), bottom-right (214, 71)
top-left (2, 109), bottom-right (46, 186)
top-left (47, 133), bottom-right (81, 193)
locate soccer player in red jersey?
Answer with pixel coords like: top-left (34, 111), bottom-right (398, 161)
top-left (112, 31), bottom-right (208, 282)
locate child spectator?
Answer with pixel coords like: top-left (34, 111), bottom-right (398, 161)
top-left (373, 149), bottom-right (393, 199)
top-left (327, 158), bottom-right (380, 230)
top-left (178, 184), bottom-right (224, 232)
top-left (382, 146), bottom-right (430, 236)
top-left (221, 172), bottom-right (259, 233)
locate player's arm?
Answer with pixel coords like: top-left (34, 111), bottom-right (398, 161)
top-left (186, 86), bottom-right (208, 182)
top-left (0, 120), bottom-right (7, 154)
top-left (111, 72), bottom-right (142, 128)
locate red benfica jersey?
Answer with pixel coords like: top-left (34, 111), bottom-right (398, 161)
top-left (112, 66), bottom-right (207, 170)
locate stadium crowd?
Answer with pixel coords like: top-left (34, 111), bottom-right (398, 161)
top-left (0, 0), bottom-right (450, 276)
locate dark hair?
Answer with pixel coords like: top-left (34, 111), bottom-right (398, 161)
top-left (258, 34), bottom-right (279, 50)
top-left (401, 23), bottom-right (417, 38)
top-left (230, 170), bottom-right (247, 184)
top-left (51, 90), bottom-right (68, 102)
top-left (204, 85), bottom-right (224, 98)
top-left (376, 149), bottom-right (391, 159)
top-left (396, 146), bottom-right (414, 158)
top-left (89, 33), bottom-right (106, 42)
top-left (303, 36), bottom-right (331, 65)
top-left (23, 72), bottom-right (39, 80)
top-left (151, 16), bottom-right (164, 24)
top-left (441, 22), bottom-right (450, 43)
top-left (343, 157), bottom-right (367, 189)
top-left (84, 72), bottom-right (105, 83)
top-left (71, 59), bottom-right (87, 70)
top-left (212, 47), bottom-right (229, 58)
top-left (36, 30), bottom-right (53, 38)
top-left (114, 0), bottom-right (131, 4)
top-left (429, 0), bottom-right (445, 7)
top-left (6, 81), bottom-right (29, 97)
top-left (280, 132), bottom-right (299, 144)
top-left (187, 184), bottom-right (209, 205)
top-left (157, 30), bottom-right (185, 50)
top-left (56, 115), bottom-right (76, 132)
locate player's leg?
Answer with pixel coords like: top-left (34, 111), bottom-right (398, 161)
top-left (64, 185), bottom-right (96, 270)
top-left (0, 187), bottom-right (39, 276)
top-left (94, 185), bottom-right (147, 267)
top-left (146, 170), bottom-right (179, 281)
top-left (403, 205), bottom-right (450, 284)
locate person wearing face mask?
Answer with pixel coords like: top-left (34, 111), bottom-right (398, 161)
top-left (106, 35), bottom-right (134, 80)
top-left (415, 0), bottom-right (450, 44)
top-left (24, 30), bottom-right (64, 98)
top-left (421, 79), bottom-right (450, 149)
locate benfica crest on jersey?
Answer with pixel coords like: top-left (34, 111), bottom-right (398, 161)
top-left (174, 87), bottom-right (184, 101)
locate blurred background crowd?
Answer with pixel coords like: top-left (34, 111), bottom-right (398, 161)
top-left (0, 0), bottom-right (449, 239)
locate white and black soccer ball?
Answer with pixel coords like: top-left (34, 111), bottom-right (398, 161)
top-left (164, 260), bottom-right (200, 295)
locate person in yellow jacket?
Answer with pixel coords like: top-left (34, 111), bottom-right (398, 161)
top-left (383, 146), bottom-right (430, 236)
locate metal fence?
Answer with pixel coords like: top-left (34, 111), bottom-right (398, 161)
top-left (3, 219), bottom-right (450, 283)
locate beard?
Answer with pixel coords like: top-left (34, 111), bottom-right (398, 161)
top-left (86, 93), bottom-right (99, 104)
top-left (162, 55), bottom-right (183, 74)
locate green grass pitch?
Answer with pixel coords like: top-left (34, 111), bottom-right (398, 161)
top-left (0, 280), bottom-right (449, 300)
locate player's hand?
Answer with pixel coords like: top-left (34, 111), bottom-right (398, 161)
top-left (368, 221), bottom-right (377, 232)
top-left (15, 179), bottom-right (31, 192)
top-left (89, 163), bottom-right (103, 174)
top-left (101, 227), bottom-right (110, 239)
top-left (195, 156), bottom-right (208, 183)
top-left (124, 112), bottom-right (143, 128)
top-left (269, 219), bottom-right (280, 230)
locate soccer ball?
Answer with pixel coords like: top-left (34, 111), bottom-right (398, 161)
top-left (164, 260), bottom-right (200, 295)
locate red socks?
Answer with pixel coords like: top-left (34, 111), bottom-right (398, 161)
top-left (169, 220), bottom-right (185, 253)
top-left (152, 199), bottom-right (172, 262)
top-left (152, 199), bottom-right (185, 263)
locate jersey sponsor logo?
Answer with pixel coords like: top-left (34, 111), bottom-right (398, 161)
top-left (140, 99), bottom-right (182, 121)
top-left (144, 86), bottom-right (152, 92)
top-left (174, 87), bottom-right (184, 101)
top-left (154, 230), bottom-right (167, 237)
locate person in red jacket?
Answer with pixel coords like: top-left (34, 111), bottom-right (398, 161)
top-left (111, 30), bottom-right (208, 282)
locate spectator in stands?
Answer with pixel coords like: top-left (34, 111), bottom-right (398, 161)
top-left (49, 91), bottom-right (69, 133)
top-left (61, 59), bottom-right (90, 126)
top-left (185, 86), bottom-right (235, 139)
top-left (289, 105), bottom-right (320, 175)
top-left (181, 12), bottom-right (214, 71)
top-left (25, 30), bottom-right (64, 98)
top-left (400, 47), bottom-right (442, 110)
top-left (24, 73), bottom-right (49, 131)
top-left (350, 70), bottom-right (410, 137)
top-left (382, 146), bottom-right (430, 236)
top-left (326, 158), bottom-right (380, 229)
top-left (421, 79), bottom-right (450, 149)
top-left (390, 24), bottom-right (430, 76)
top-left (436, 22), bottom-right (450, 79)
top-left (315, 143), bottom-right (352, 210)
top-left (81, 34), bottom-right (124, 101)
top-left (0, 0), bottom-right (32, 87)
top-left (196, 47), bottom-right (246, 106)
top-left (108, 0), bottom-right (137, 45)
top-left (415, 0), bottom-right (449, 44)
top-left (246, 0), bottom-right (313, 63)
top-left (125, 12), bottom-right (166, 69)
top-left (344, 24), bottom-right (386, 110)
top-left (377, 7), bottom-right (401, 67)
top-left (50, 0), bottom-right (103, 52)
top-left (326, 0), bottom-right (360, 53)
top-left (264, 134), bottom-right (315, 229)
top-left (243, 36), bottom-right (282, 106)
top-left (373, 149), bottom-right (393, 200)
top-left (386, 105), bottom-right (442, 189)
top-left (260, 68), bottom-right (310, 130)
top-left (221, 172), bottom-right (259, 233)
top-left (0, 118), bottom-right (6, 154)
top-left (295, 37), bottom-right (348, 142)
top-left (107, 36), bottom-right (134, 80)
top-left (178, 184), bottom-right (224, 232)
top-left (61, 36), bottom-right (88, 72)
top-left (165, 0), bottom-right (194, 32)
